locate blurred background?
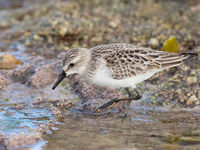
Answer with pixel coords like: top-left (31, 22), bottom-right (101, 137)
top-left (0, 0), bottom-right (200, 150)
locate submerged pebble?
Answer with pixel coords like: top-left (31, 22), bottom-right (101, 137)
top-left (0, 0), bottom-right (200, 149)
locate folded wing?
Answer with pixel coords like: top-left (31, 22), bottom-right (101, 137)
top-left (103, 46), bottom-right (189, 80)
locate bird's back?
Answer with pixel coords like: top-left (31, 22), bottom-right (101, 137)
top-left (86, 43), bottom-right (195, 88)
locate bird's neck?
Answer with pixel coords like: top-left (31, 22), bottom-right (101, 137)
top-left (78, 49), bottom-right (92, 76)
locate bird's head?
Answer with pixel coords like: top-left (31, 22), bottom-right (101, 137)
top-left (52, 47), bottom-right (91, 89)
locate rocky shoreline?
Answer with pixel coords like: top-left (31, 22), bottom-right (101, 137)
top-left (0, 0), bottom-right (199, 149)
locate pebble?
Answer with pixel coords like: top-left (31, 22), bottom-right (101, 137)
top-left (58, 24), bottom-right (68, 37)
top-left (33, 34), bottom-right (43, 41)
top-left (108, 19), bottom-right (119, 28)
top-left (0, 53), bottom-right (22, 69)
top-left (148, 38), bottom-right (159, 48)
top-left (186, 76), bottom-right (197, 85)
top-left (0, 21), bottom-right (10, 29)
top-left (195, 100), bottom-right (200, 106)
top-left (186, 95), bottom-right (198, 105)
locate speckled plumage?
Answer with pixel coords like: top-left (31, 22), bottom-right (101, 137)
top-left (52, 43), bottom-right (197, 115)
top-left (90, 43), bottom-right (187, 78)
top-left (61, 43), bottom-right (190, 88)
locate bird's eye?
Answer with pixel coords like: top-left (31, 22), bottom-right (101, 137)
top-left (69, 63), bottom-right (74, 67)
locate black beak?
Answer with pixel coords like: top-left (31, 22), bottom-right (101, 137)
top-left (52, 71), bottom-right (66, 90)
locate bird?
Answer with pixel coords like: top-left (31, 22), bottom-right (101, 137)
top-left (52, 43), bottom-right (198, 116)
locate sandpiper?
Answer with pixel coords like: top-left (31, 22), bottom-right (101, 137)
top-left (52, 43), bottom-right (197, 116)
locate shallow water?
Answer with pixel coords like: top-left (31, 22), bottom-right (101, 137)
top-left (43, 106), bottom-right (200, 150)
top-left (0, 0), bottom-right (200, 149)
top-left (0, 102), bottom-right (51, 134)
top-left (0, 41), bottom-right (199, 150)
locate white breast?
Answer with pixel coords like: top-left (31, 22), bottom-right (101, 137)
top-left (87, 59), bottom-right (159, 89)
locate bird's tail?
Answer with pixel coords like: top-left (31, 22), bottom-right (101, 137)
top-left (157, 52), bottom-right (198, 69)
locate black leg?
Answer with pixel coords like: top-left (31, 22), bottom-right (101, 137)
top-left (99, 88), bottom-right (142, 115)
top-left (123, 100), bottom-right (131, 117)
top-left (99, 97), bottom-right (132, 110)
top-left (123, 88), bottom-right (142, 117)
top-left (126, 88), bottom-right (142, 100)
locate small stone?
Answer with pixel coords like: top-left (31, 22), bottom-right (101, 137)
top-left (181, 65), bottom-right (190, 72)
top-left (148, 38), bottom-right (159, 48)
top-left (179, 98), bottom-right (185, 103)
top-left (195, 100), bottom-right (200, 106)
top-left (108, 19), bottom-right (120, 28)
top-left (0, 21), bottom-right (10, 29)
top-left (33, 34), bottom-right (42, 41)
top-left (58, 24), bottom-right (68, 37)
top-left (177, 89), bottom-right (185, 103)
top-left (186, 76), bottom-right (197, 85)
top-left (0, 53), bottom-right (22, 69)
top-left (186, 95), bottom-right (198, 105)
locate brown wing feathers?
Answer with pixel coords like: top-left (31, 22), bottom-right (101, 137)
top-left (153, 53), bottom-right (185, 69)
top-left (154, 52), bottom-right (198, 69)
top-left (94, 44), bottom-right (198, 79)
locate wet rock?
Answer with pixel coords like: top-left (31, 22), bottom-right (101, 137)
top-left (0, 74), bottom-right (8, 89)
top-left (4, 133), bottom-right (42, 150)
top-left (186, 76), bottom-right (197, 85)
top-left (0, 132), bottom-right (6, 150)
top-left (148, 38), bottom-right (159, 49)
top-left (70, 75), bottom-right (98, 100)
top-left (70, 75), bottom-right (121, 100)
top-left (34, 97), bottom-right (75, 118)
top-left (39, 124), bottom-right (51, 134)
top-left (0, 53), bottom-right (22, 69)
top-left (11, 65), bottom-right (35, 83)
top-left (26, 66), bottom-right (56, 88)
top-left (69, 75), bottom-right (123, 112)
top-left (30, 10), bottom-right (89, 47)
top-left (186, 95), bottom-right (198, 105)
